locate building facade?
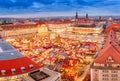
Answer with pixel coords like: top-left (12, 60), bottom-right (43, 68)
top-left (0, 23), bottom-right (48, 37)
top-left (91, 30), bottom-right (120, 81)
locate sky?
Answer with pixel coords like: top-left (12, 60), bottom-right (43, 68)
top-left (0, 0), bottom-right (120, 18)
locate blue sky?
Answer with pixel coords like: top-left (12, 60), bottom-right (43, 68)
top-left (0, 0), bottom-right (120, 18)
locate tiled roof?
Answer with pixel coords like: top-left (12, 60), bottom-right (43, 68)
top-left (1, 24), bottom-right (37, 29)
top-left (94, 44), bottom-right (120, 64)
top-left (105, 23), bottom-right (120, 33)
top-left (104, 29), bottom-right (117, 47)
top-left (94, 30), bottom-right (120, 64)
top-left (0, 40), bottom-right (40, 77)
top-left (0, 57), bottom-right (40, 77)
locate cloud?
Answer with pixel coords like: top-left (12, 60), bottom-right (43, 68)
top-left (0, 0), bottom-right (119, 17)
top-left (32, 2), bottom-right (45, 8)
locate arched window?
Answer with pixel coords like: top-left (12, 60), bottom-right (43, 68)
top-left (106, 56), bottom-right (114, 62)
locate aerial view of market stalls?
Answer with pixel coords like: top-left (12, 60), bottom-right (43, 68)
top-left (0, 13), bottom-right (120, 81)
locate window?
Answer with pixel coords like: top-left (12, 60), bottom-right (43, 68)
top-left (102, 78), bottom-right (109, 80)
top-left (1, 70), bottom-right (6, 75)
top-left (11, 68), bottom-right (16, 74)
top-left (94, 75), bottom-right (98, 81)
top-left (102, 74), bottom-right (109, 77)
top-left (29, 64), bottom-right (34, 70)
top-left (111, 70), bottom-right (118, 73)
top-left (111, 74), bottom-right (118, 77)
top-left (104, 64), bottom-right (107, 67)
top-left (94, 69), bottom-right (97, 72)
top-left (21, 66), bottom-right (26, 72)
top-left (108, 64), bottom-right (112, 67)
top-left (117, 64), bottom-right (120, 67)
top-left (106, 56), bottom-right (114, 62)
top-left (111, 78), bottom-right (117, 81)
top-left (102, 70), bottom-right (109, 73)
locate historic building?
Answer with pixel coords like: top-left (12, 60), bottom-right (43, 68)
top-left (67, 12), bottom-right (103, 34)
top-left (0, 23), bottom-right (48, 37)
top-left (105, 23), bottom-right (120, 45)
top-left (90, 30), bottom-right (120, 81)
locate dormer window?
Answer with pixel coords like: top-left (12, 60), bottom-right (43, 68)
top-left (21, 66), bottom-right (26, 72)
top-left (117, 64), bottom-right (120, 67)
top-left (11, 68), bottom-right (16, 74)
top-left (109, 40), bottom-right (112, 44)
top-left (106, 56), bottom-right (114, 62)
top-left (1, 70), bottom-right (6, 75)
top-left (29, 64), bottom-right (34, 70)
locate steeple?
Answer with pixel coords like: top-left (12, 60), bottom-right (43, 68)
top-left (75, 12), bottom-right (78, 25)
top-left (75, 12), bottom-right (78, 19)
top-left (86, 13), bottom-right (88, 18)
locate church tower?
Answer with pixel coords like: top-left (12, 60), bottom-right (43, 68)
top-left (75, 12), bottom-right (78, 19)
top-left (75, 12), bottom-right (78, 25)
top-left (86, 13), bottom-right (88, 18)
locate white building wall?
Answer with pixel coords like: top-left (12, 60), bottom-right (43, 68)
top-left (48, 24), bottom-right (67, 33)
top-left (91, 68), bottom-right (99, 81)
top-left (2, 25), bottom-right (47, 37)
top-left (38, 25), bottom-right (48, 33)
top-left (91, 68), bottom-right (120, 81)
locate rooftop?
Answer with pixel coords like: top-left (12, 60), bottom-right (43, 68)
top-left (0, 41), bottom-right (15, 52)
top-left (29, 68), bottom-right (60, 81)
top-left (0, 40), bottom-right (23, 60)
top-left (0, 57), bottom-right (40, 77)
top-left (0, 40), bottom-right (40, 77)
top-left (105, 23), bottom-right (120, 33)
top-left (94, 44), bottom-right (120, 64)
top-left (94, 30), bottom-right (120, 64)
top-left (1, 23), bottom-right (37, 29)
top-left (0, 51), bottom-right (23, 60)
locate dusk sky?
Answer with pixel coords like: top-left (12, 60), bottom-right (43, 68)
top-left (0, 0), bottom-right (120, 18)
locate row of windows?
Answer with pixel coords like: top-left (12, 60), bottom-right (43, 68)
top-left (102, 78), bottom-right (109, 80)
top-left (111, 78), bottom-right (118, 81)
top-left (102, 74), bottom-right (109, 77)
top-left (102, 78), bottom-right (118, 81)
top-left (94, 63), bottom-right (120, 67)
top-left (0, 64), bottom-right (34, 75)
top-left (111, 74), bottom-right (118, 77)
top-left (102, 74), bottom-right (118, 77)
top-left (102, 70), bottom-right (118, 73)
top-left (102, 70), bottom-right (109, 73)
top-left (111, 70), bottom-right (118, 73)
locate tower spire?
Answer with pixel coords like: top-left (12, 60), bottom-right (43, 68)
top-left (86, 13), bottom-right (88, 18)
top-left (75, 12), bottom-right (78, 25)
top-left (75, 12), bottom-right (78, 19)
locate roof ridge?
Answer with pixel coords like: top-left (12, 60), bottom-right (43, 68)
top-left (94, 44), bottom-right (120, 63)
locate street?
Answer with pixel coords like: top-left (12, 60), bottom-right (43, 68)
top-left (76, 65), bottom-right (90, 81)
